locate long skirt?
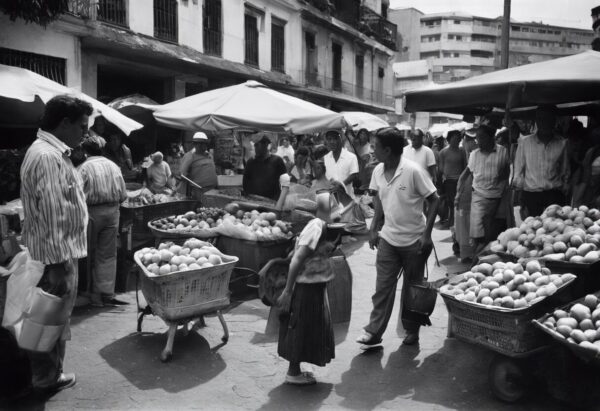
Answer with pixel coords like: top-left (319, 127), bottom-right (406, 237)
top-left (278, 283), bottom-right (335, 366)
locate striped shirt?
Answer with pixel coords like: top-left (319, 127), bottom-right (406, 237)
top-left (512, 133), bottom-right (569, 192)
top-left (468, 144), bottom-right (510, 198)
top-left (20, 130), bottom-right (88, 264)
top-left (78, 156), bottom-right (127, 205)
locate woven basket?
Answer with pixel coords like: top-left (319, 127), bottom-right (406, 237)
top-left (134, 251), bottom-right (238, 322)
top-left (147, 221), bottom-right (218, 240)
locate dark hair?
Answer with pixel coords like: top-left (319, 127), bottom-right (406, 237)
top-left (592, 37), bottom-right (600, 51)
top-left (325, 130), bottom-right (342, 140)
top-left (312, 144), bottom-right (329, 160)
top-left (447, 130), bottom-right (462, 141)
top-left (296, 146), bottom-right (309, 157)
top-left (81, 138), bottom-right (104, 156)
top-left (375, 127), bottom-right (405, 156)
top-left (41, 95), bottom-right (93, 131)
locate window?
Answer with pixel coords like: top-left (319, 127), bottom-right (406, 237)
top-left (245, 13), bottom-right (259, 66)
top-left (0, 47), bottom-right (66, 84)
top-left (355, 54), bottom-right (364, 98)
top-left (304, 31), bottom-right (318, 86)
top-left (203, 0), bottom-right (222, 56)
top-left (420, 51), bottom-right (439, 59)
top-left (512, 25), bottom-right (521, 31)
top-left (453, 20), bottom-right (461, 24)
top-left (453, 52), bottom-right (459, 57)
top-left (271, 18), bottom-right (285, 73)
top-left (522, 27), bottom-right (529, 32)
top-left (97, 0), bottom-right (127, 27)
top-left (443, 52), bottom-right (451, 57)
top-left (154, 0), bottom-right (178, 43)
top-left (332, 42), bottom-right (342, 91)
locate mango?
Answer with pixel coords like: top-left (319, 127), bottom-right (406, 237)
top-left (570, 303), bottom-right (592, 322)
top-left (557, 317), bottom-right (578, 329)
top-left (554, 309), bottom-right (568, 319)
top-left (571, 329), bottom-right (587, 343)
top-left (580, 341), bottom-right (600, 353)
top-left (584, 329), bottom-right (598, 342)
top-left (580, 319), bottom-right (595, 331)
top-left (584, 295), bottom-right (599, 310)
top-left (481, 296), bottom-right (494, 305)
top-left (556, 325), bottom-right (573, 338)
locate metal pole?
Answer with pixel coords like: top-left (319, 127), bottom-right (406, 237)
top-left (501, 0), bottom-right (511, 69)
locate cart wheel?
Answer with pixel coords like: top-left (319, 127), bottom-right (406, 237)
top-left (160, 349), bottom-right (172, 362)
top-left (488, 355), bottom-right (527, 403)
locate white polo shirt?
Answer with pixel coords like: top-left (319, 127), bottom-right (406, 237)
top-left (403, 145), bottom-right (436, 177)
top-left (324, 148), bottom-right (359, 197)
top-left (369, 157), bottom-right (437, 247)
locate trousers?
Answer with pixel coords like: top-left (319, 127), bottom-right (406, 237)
top-left (364, 238), bottom-right (431, 339)
top-left (27, 259), bottom-right (78, 387)
top-left (87, 204), bottom-right (120, 296)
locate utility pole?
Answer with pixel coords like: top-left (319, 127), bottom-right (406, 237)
top-left (501, 0), bottom-right (511, 69)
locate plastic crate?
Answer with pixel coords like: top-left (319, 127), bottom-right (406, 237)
top-left (134, 251), bottom-right (238, 323)
top-left (544, 260), bottom-right (600, 297)
top-left (442, 277), bottom-right (577, 357)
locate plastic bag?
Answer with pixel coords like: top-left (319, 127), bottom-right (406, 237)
top-left (2, 249), bottom-right (45, 328)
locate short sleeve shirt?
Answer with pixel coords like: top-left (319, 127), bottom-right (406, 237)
top-left (468, 145), bottom-right (509, 198)
top-left (324, 148), bottom-right (359, 197)
top-left (369, 157), bottom-right (436, 247)
top-left (403, 146), bottom-right (436, 176)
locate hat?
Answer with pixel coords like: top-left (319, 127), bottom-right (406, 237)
top-left (192, 132), bottom-right (208, 142)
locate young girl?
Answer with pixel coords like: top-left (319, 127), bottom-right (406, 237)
top-left (276, 212), bottom-right (336, 385)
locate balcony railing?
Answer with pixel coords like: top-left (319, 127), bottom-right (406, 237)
top-left (154, 0), bottom-right (178, 43)
top-left (358, 6), bottom-right (397, 51)
top-left (203, 28), bottom-right (222, 56)
top-left (98, 0), bottom-right (127, 27)
top-left (297, 70), bottom-right (394, 107)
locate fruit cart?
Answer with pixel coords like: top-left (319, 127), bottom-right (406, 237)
top-left (440, 261), bottom-right (579, 402)
top-left (133, 242), bottom-right (238, 362)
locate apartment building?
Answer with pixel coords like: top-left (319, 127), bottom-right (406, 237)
top-left (0, 0), bottom-right (396, 115)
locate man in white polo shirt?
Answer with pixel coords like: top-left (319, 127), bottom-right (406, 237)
top-left (323, 130), bottom-right (359, 198)
top-left (356, 127), bottom-right (439, 347)
top-left (403, 128), bottom-right (437, 181)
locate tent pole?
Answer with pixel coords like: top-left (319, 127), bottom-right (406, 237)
top-left (501, 0), bottom-right (511, 69)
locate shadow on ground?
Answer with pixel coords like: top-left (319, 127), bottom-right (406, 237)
top-left (257, 382), bottom-right (334, 411)
top-left (98, 330), bottom-right (226, 393)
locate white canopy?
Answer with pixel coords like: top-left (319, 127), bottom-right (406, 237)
top-left (0, 64), bottom-right (143, 135)
top-left (149, 80), bottom-right (346, 134)
top-left (340, 111), bottom-right (389, 132)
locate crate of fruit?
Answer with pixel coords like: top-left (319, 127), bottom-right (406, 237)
top-left (147, 207), bottom-right (225, 240)
top-left (121, 200), bottom-right (201, 238)
top-left (533, 291), bottom-right (600, 366)
top-left (134, 238), bottom-right (238, 322)
top-left (439, 260), bottom-right (577, 356)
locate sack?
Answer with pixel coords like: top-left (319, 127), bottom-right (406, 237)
top-left (2, 249), bottom-right (44, 328)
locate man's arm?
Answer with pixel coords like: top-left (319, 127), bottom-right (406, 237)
top-left (421, 192), bottom-right (440, 248)
top-left (427, 165), bottom-right (437, 182)
top-left (369, 192), bottom-right (384, 249)
top-left (512, 141), bottom-right (525, 190)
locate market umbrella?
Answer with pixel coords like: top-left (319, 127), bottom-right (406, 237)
top-left (340, 111), bottom-right (389, 132)
top-left (149, 80), bottom-right (346, 134)
top-left (428, 123), bottom-right (451, 137)
top-left (0, 64), bottom-right (143, 135)
top-left (404, 50), bottom-right (600, 115)
top-left (395, 123), bottom-right (412, 131)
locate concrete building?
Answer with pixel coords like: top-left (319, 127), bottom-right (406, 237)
top-left (0, 0), bottom-right (397, 115)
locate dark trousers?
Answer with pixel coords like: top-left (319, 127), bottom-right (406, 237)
top-left (442, 178), bottom-right (458, 225)
top-left (364, 239), bottom-right (431, 339)
top-left (521, 189), bottom-right (566, 217)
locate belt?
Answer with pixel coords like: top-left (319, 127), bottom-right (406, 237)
top-left (88, 202), bottom-right (119, 207)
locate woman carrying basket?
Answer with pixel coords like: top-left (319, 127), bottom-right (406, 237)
top-left (276, 206), bottom-right (336, 385)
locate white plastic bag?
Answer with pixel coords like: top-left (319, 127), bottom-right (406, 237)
top-left (2, 249), bottom-right (45, 328)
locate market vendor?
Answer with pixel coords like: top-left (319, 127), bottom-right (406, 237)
top-left (179, 132), bottom-right (218, 199)
top-left (243, 133), bottom-right (287, 200)
top-left (323, 129), bottom-right (359, 199)
top-left (146, 151), bottom-right (173, 194)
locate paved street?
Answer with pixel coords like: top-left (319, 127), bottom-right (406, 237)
top-left (12, 224), bottom-right (585, 410)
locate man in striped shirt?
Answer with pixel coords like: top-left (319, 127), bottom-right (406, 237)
top-left (512, 105), bottom-right (570, 217)
top-left (456, 124), bottom-right (510, 254)
top-left (78, 136), bottom-right (128, 307)
top-left (20, 95), bottom-right (92, 394)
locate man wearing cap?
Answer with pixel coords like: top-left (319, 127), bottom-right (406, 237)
top-left (180, 132), bottom-right (218, 199)
top-left (457, 122), bottom-right (510, 254)
top-left (323, 130), bottom-right (359, 198)
top-left (512, 105), bottom-right (569, 217)
top-left (243, 133), bottom-right (287, 200)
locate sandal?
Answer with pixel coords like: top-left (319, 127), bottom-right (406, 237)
top-left (285, 372), bottom-right (316, 386)
top-left (356, 332), bottom-right (382, 345)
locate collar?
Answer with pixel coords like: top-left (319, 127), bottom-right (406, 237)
top-left (37, 129), bottom-right (72, 156)
top-left (381, 157), bottom-right (404, 183)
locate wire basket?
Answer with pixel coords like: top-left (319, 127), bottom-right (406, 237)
top-left (134, 252), bottom-right (238, 323)
top-left (442, 276), bottom-right (577, 357)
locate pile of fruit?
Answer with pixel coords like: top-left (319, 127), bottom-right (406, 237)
top-left (489, 204), bottom-right (600, 264)
top-left (124, 188), bottom-right (178, 207)
top-left (538, 294), bottom-right (600, 352)
top-left (149, 208), bottom-right (226, 232)
top-left (216, 207), bottom-right (294, 242)
top-left (136, 238), bottom-right (233, 276)
top-left (440, 260), bottom-right (576, 309)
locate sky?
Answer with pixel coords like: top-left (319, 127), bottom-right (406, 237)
top-left (389, 0), bottom-right (598, 30)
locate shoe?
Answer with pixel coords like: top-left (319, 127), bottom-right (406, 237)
top-left (90, 294), bottom-right (103, 307)
top-left (356, 332), bottom-right (382, 346)
top-left (402, 333), bottom-right (419, 346)
top-left (35, 373), bottom-right (76, 394)
top-left (74, 295), bottom-right (90, 308)
top-left (285, 372), bottom-right (316, 386)
top-left (102, 296), bottom-right (129, 306)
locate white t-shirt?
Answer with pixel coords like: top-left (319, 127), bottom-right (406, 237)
top-left (276, 146), bottom-right (295, 165)
top-left (403, 145), bottom-right (436, 176)
top-left (369, 157), bottom-right (437, 247)
top-left (324, 148), bottom-right (359, 198)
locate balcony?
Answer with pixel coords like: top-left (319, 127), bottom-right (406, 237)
top-left (154, 0), bottom-right (178, 43)
top-left (297, 70), bottom-right (394, 107)
top-left (67, 0), bottom-right (128, 27)
top-left (331, 0), bottom-right (360, 27)
top-left (358, 6), bottom-right (397, 51)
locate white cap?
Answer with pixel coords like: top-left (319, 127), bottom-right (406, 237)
top-left (193, 132), bottom-right (208, 141)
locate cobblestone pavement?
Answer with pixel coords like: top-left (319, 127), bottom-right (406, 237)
top-left (12, 224), bottom-right (580, 410)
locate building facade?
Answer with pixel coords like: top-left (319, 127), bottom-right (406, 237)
top-left (0, 0), bottom-right (396, 115)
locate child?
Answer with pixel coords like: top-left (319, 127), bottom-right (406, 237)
top-left (276, 210), bottom-right (336, 385)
